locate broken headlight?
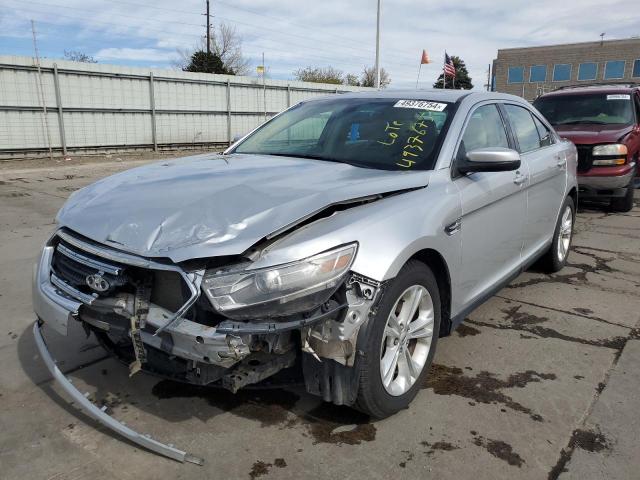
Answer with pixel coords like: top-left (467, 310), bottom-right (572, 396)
top-left (202, 243), bottom-right (357, 319)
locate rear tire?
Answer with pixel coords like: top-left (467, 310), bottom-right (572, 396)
top-left (355, 260), bottom-right (441, 419)
top-left (610, 184), bottom-right (635, 213)
top-left (539, 196), bottom-right (575, 273)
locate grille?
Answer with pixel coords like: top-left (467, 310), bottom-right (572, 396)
top-left (575, 145), bottom-right (593, 173)
top-left (52, 241), bottom-right (129, 297)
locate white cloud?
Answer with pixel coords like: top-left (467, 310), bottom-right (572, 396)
top-left (94, 47), bottom-right (177, 62)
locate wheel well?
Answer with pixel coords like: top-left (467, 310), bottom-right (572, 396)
top-left (568, 186), bottom-right (578, 209)
top-left (409, 249), bottom-right (452, 337)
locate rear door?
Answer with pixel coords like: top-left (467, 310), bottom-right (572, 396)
top-left (453, 102), bottom-right (528, 308)
top-left (502, 104), bottom-right (566, 260)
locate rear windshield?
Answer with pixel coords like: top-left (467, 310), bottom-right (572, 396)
top-left (534, 93), bottom-right (634, 126)
top-left (233, 98), bottom-right (454, 170)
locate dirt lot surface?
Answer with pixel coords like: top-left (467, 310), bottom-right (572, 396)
top-left (1, 155), bottom-right (639, 480)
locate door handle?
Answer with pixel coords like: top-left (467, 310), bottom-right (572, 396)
top-left (513, 173), bottom-right (526, 185)
top-left (555, 153), bottom-right (567, 168)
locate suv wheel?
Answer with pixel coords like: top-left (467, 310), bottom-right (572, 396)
top-left (540, 196), bottom-right (575, 273)
top-left (355, 260), bottom-right (440, 418)
top-left (610, 184), bottom-right (635, 213)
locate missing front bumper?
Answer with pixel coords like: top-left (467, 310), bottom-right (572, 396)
top-left (32, 321), bottom-right (204, 465)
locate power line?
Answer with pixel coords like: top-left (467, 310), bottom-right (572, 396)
top-left (1, 0), bottom-right (418, 69)
top-left (4, 7), bottom-right (393, 73)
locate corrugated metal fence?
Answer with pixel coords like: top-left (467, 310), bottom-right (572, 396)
top-left (0, 56), bottom-right (369, 158)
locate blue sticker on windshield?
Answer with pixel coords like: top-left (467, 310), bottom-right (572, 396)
top-left (348, 123), bottom-right (360, 142)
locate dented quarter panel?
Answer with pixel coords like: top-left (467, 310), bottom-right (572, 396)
top-left (56, 153), bottom-right (431, 262)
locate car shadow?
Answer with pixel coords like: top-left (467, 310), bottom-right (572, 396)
top-left (18, 322), bottom-right (377, 447)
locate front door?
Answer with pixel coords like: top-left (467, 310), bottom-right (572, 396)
top-left (453, 103), bottom-right (528, 308)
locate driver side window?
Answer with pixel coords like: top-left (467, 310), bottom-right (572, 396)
top-left (457, 104), bottom-right (509, 161)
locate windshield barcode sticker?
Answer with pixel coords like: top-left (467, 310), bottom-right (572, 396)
top-left (607, 94), bottom-right (630, 100)
top-left (394, 100), bottom-right (447, 111)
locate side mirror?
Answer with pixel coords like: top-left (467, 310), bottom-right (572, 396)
top-left (457, 147), bottom-right (521, 174)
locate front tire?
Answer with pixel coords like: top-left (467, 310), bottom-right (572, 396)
top-left (355, 261), bottom-right (441, 418)
top-left (610, 184), bottom-right (635, 213)
top-left (540, 196), bottom-right (575, 273)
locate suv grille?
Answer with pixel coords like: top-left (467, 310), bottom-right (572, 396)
top-left (575, 145), bottom-right (593, 173)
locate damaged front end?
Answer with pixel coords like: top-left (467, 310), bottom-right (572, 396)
top-left (33, 227), bottom-right (383, 460)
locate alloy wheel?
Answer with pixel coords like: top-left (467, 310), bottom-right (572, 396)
top-left (379, 285), bottom-right (434, 396)
top-left (557, 205), bottom-right (573, 262)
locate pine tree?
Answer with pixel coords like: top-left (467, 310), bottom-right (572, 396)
top-left (183, 50), bottom-right (233, 75)
top-left (433, 56), bottom-right (473, 89)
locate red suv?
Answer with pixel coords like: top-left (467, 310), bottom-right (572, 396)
top-left (534, 84), bottom-right (639, 212)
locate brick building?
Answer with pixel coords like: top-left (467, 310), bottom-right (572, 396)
top-left (492, 38), bottom-right (640, 101)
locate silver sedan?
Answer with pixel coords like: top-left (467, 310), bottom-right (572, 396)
top-left (33, 90), bottom-right (577, 461)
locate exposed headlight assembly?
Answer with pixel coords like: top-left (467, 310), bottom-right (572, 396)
top-left (592, 144), bottom-right (628, 166)
top-left (202, 243), bottom-right (357, 319)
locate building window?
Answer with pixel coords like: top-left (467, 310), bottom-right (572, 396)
top-left (552, 64), bottom-right (572, 82)
top-left (604, 61), bottom-right (625, 79)
top-left (508, 66), bottom-right (524, 84)
top-left (529, 65), bottom-right (546, 83)
top-left (632, 59), bottom-right (640, 78)
top-left (577, 62), bottom-right (598, 81)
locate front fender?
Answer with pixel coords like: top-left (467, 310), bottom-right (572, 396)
top-left (251, 169), bottom-right (462, 288)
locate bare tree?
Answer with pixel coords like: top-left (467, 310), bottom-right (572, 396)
top-left (344, 73), bottom-right (361, 86)
top-left (63, 50), bottom-right (97, 63)
top-left (360, 66), bottom-right (391, 88)
top-left (212, 23), bottom-right (249, 75)
top-left (294, 66), bottom-right (344, 84)
top-left (175, 22), bottom-right (249, 75)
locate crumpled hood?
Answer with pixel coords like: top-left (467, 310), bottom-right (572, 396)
top-left (554, 123), bottom-right (633, 145)
top-left (57, 153), bottom-right (430, 262)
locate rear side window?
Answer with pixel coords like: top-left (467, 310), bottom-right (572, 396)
top-left (457, 104), bottom-right (509, 158)
top-left (504, 105), bottom-right (540, 153)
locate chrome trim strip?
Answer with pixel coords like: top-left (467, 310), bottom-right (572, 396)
top-left (57, 230), bottom-right (168, 269)
top-left (55, 229), bottom-right (203, 334)
top-left (51, 273), bottom-right (97, 305)
top-left (32, 322), bottom-right (203, 465)
top-left (57, 243), bottom-right (122, 275)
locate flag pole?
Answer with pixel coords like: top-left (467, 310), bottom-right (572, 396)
top-left (415, 63), bottom-right (422, 89)
top-left (442, 52), bottom-right (446, 89)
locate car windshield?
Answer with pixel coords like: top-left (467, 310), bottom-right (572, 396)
top-left (534, 93), bottom-right (634, 126)
top-left (233, 98), bottom-right (453, 170)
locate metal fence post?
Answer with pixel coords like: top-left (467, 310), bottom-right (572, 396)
top-left (149, 72), bottom-right (158, 152)
top-left (226, 79), bottom-right (232, 146)
top-left (52, 63), bottom-right (67, 155)
top-left (287, 84), bottom-right (291, 108)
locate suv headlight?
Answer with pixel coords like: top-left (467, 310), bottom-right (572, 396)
top-left (202, 243), bottom-right (357, 319)
top-left (592, 144), bottom-right (628, 166)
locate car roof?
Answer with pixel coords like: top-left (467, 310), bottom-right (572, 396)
top-left (304, 89), bottom-right (528, 105)
top-left (539, 84), bottom-right (639, 98)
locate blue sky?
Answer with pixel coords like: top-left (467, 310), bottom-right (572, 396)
top-left (1, 0), bottom-right (639, 88)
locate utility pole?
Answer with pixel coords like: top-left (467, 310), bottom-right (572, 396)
top-left (486, 63), bottom-right (491, 91)
top-left (262, 52), bottom-right (267, 121)
top-left (31, 20), bottom-right (53, 161)
top-left (374, 0), bottom-right (381, 89)
top-left (206, 0), bottom-right (211, 55)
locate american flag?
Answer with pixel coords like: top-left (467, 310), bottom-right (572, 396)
top-left (444, 53), bottom-right (456, 76)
